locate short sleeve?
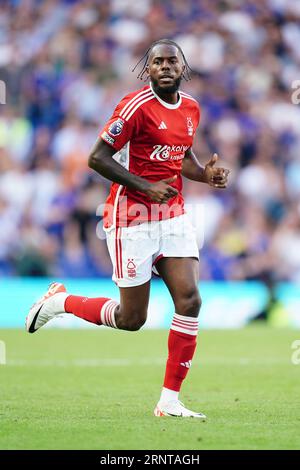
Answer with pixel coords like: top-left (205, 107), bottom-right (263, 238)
top-left (99, 95), bottom-right (141, 152)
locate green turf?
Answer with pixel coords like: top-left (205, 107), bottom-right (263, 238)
top-left (0, 326), bottom-right (299, 450)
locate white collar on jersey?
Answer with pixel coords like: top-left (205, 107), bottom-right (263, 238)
top-left (149, 82), bottom-right (182, 109)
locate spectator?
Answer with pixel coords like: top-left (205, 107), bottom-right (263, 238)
top-left (0, 0), bottom-right (299, 281)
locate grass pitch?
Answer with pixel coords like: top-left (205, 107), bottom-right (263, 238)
top-left (0, 326), bottom-right (299, 450)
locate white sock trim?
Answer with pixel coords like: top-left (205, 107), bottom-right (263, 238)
top-left (160, 387), bottom-right (179, 403)
top-left (100, 300), bottom-right (119, 328)
top-left (173, 313), bottom-right (199, 323)
top-left (171, 313), bottom-right (198, 336)
top-left (53, 293), bottom-right (69, 313)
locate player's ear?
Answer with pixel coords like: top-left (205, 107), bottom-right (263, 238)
top-left (181, 64), bottom-right (186, 77)
top-left (144, 65), bottom-right (150, 81)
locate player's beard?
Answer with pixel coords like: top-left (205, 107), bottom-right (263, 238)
top-left (151, 76), bottom-right (182, 95)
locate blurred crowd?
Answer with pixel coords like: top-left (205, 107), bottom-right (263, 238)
top-left (0, 0), bottom-right (300, 282)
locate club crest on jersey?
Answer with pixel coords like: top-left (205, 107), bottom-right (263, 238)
top-left (187, 117), bottom-right (193, 136)
top-left (108, 118), bottom-right (124, 137)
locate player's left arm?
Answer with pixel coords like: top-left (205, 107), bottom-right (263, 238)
top-left (182, 147), bottom-right (230, 189)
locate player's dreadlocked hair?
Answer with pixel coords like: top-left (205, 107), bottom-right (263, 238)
top-left (132, 39), bottom-right (193, 82)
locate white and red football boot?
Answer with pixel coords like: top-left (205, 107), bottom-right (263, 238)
top-left (154, 400), bottom-right (206, 419)
top-left (25, 282), bottom-right (68, 333)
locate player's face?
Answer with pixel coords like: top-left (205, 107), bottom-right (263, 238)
top-left (147, 45), bottom-right (185, 94)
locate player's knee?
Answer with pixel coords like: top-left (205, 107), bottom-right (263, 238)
top-left (176, 290), bottom-right (202, 318)
top-left (127, 319), bottom-right (146, 331)
top-left (117, 309), bottom-right (147, 331)
top-left (125, 315), bottom-right (147, 331)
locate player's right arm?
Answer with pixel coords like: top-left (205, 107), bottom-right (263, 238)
top-left (88, 138), bottom-right (178, 203)
top-left (89, 92), bottom-right (178, 202)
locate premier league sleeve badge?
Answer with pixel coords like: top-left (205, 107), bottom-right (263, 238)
top-left (108, 118), bottom-right (125, 137)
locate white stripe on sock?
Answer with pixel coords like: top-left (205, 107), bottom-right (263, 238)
top-left (171, 313), bottom-right (199, 336)
top-left (100, 300), bottom-right (119, 328)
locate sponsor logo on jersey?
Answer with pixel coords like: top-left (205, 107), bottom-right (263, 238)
top-left (108, 118), bottom-right (124, 136)
top-left (101, 131), bottom-right (115, 145)
top-left (127, 259), bottom-right (136, 278)
top-left (150, 144), bottom-right (189, 161)
top-left (187, 117), bottom-right (193, 136)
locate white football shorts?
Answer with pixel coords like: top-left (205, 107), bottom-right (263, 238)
top-left (105, 214), bottom-right (199, 288)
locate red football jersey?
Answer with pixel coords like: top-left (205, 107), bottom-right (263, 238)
top-left (99, 83), bottom-right (200, 228)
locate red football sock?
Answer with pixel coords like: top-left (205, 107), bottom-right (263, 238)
top-left (163, 313), bottom-right (198, 392)
top-left (64, 295), bottom-right (119, 327)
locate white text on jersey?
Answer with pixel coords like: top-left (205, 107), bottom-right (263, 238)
top-left (150, 144), bottom-right (190, 161)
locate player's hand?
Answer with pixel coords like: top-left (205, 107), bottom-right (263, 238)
top-left (144, 175), bottom-right (178, 203)
top-left (202, 153), bottom-right (230, 189)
